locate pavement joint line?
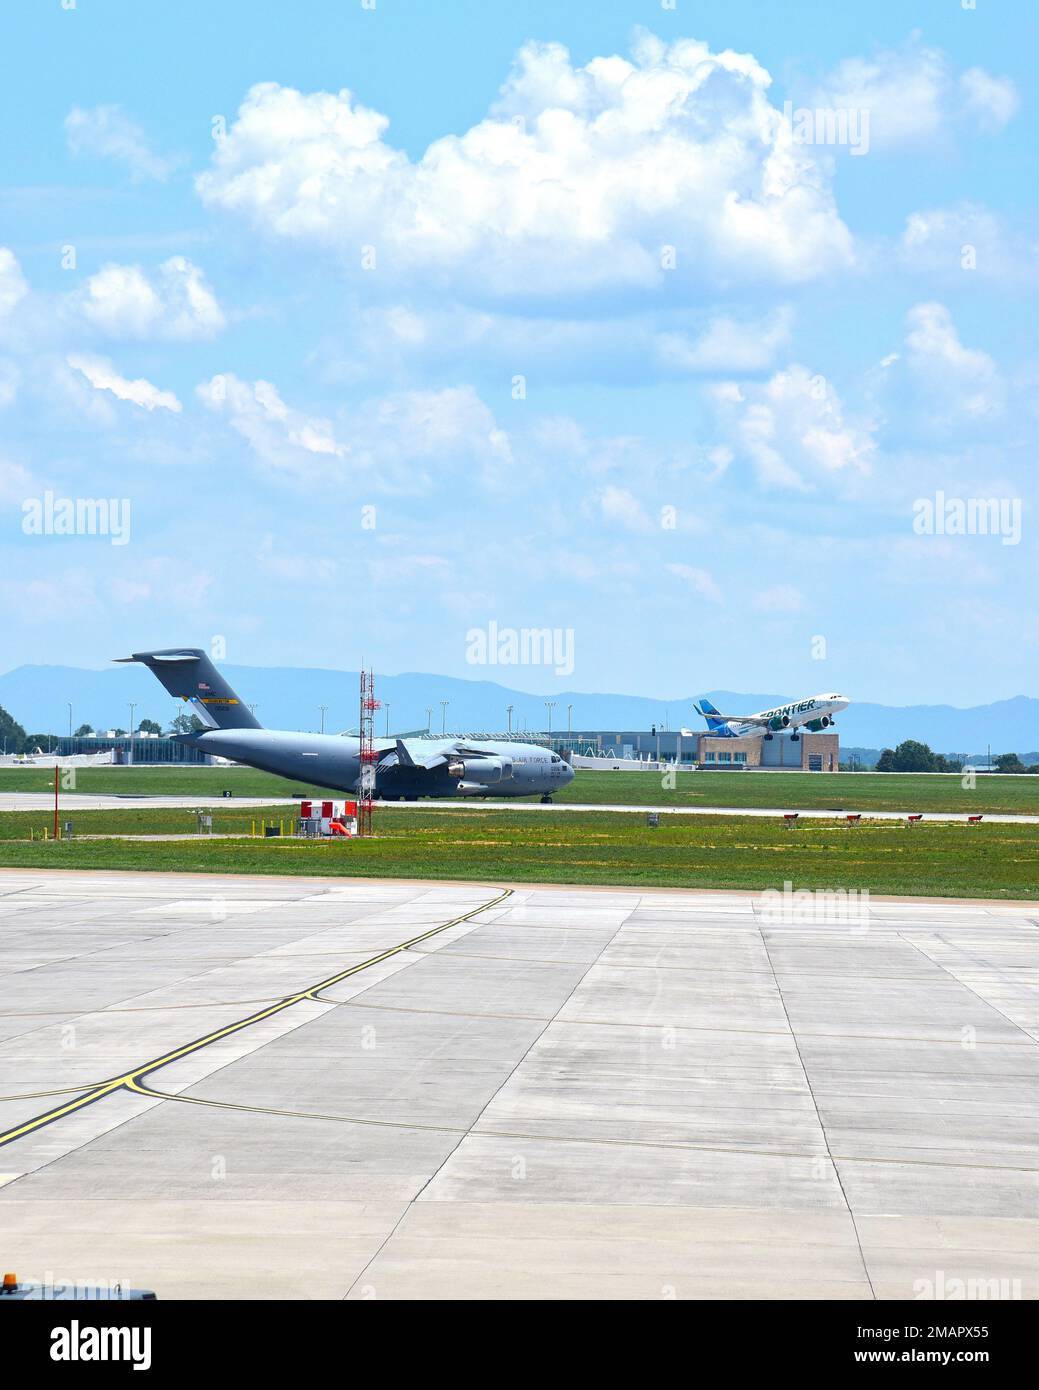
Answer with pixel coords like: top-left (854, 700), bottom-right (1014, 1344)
top-left (305, 996), bottom-right (1039, 1047)
top-left (0, 996), bottom-right (311, 1020)
top-left (127, 1073), bottom-right (1039, 1170)
top-left (896, 931), bottom-right (1039, 1047)
top-left (757, 923), bottom-right (878, 1300)
top-left (342, 899), bottom-right (641, 1299)
top-left (0, 886), bottom-right (512, 1150)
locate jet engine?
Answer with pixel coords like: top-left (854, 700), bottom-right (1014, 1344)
top-left (767, 715), bottom-right (790, 731)
top-left (446, 756), bottom-right (511, 785)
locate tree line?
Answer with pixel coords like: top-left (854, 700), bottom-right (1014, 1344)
top-left (871, 740), bottom-right (1037, 774)
top-left (0, 704), bottom-right (204, 754)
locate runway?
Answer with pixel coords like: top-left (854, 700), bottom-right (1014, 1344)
top-left (1, 868), bottom-right (1037, 1300)
top-left (2, 791), bottom-right (1037, 824)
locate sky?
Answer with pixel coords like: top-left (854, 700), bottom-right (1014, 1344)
top-left (0, 0), bottom-right (1036, 706)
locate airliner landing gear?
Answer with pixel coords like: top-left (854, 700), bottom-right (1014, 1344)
top-left (540, 794), bottom-right (553, 804)
top-left (790, 733), bottom-right (800, 742)
top-left (764, 733), bottom-right (774, 741)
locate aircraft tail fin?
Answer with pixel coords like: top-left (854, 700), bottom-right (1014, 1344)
top-left (114, 648), bottom-right (262, 731)
top-left (694, 697), bottom-right (729, 733)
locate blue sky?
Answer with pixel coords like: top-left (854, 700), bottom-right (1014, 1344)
top-left (1, 0), bottom-right (1036, 705)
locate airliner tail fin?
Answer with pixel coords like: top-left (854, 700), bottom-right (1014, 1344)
top-left (694, 697), bottom-right (729, 733)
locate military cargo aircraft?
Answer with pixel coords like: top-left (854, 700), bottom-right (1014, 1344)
top-left (118, 648), bottom-right (575, 802)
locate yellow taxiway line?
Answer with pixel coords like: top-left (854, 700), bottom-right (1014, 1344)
top-left (0, 887), bottom-right (511, 1150)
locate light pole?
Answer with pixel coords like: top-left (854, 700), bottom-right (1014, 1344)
top-left (506, 704), bottom-right (514, 733)
top-left (425, 707), bottom-right (432, 734)
top-left (567, 704), bottom-right (573, 735)
top-left (440, 700), bottom-right (449, 735)
top-left (545, 701), bottom-right (555, 734)
top-left (319, 705), bottom-right (328, 735)
top-left (384, 703), bottom-right (391, 737)
top-left (67, 702), bottom-right (73, 739)
top-left (128, 703), bottom-right (136, 765)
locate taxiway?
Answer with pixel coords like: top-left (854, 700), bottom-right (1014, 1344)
top-left (1, 869), bottom-right (1037, 1299)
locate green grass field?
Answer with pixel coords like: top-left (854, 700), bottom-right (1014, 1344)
top-left (0, 805), bottom-right (1034, 899)
top-left (1, 763), bottom-right (1036, 814)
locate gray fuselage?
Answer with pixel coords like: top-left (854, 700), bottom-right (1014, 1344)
top-left (181, 729), bottom-right (574, 799)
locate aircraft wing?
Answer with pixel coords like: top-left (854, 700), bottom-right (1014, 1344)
top-left (697, 711), bottom-right (770, 725)
top-left (389, 739), bottom-right (447, 772)
top-left (394, 737), bottom-right (503, 771)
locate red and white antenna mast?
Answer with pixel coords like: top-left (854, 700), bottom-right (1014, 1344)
top-left (358, 666), bottom-right (379, 837)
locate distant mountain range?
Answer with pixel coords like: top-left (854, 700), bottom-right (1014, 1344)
top-left (0, 663), bottom-right (1036, 757)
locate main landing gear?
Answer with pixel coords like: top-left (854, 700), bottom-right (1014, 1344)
top-left (540, 794), bottom-right (554, 804)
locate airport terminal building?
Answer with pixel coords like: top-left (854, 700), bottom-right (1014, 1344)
top-left (51, 733), bottom-right (211, 764)
top-left (559, 728), bottom-right (840, 772)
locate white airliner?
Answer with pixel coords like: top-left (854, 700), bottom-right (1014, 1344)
top-left (690, 693), bottom-right (851, 742)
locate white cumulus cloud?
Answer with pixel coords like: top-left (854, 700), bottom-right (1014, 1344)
top-left (598, 485), bottom-right (654, 533)
top-left (709, 365), bottom-right (874, 490)
top-left (74, 256), bottom-right (225, 340)
top-left (197, 373), bottom-right (347, 476)
top-left (65, 104), bottom-right (177, 181)
top-left (666, 563), bottom-right (724, 604)
top-left (753, 584), bottom-right (805, 613)
top-left (0, 452), bottom-right (36, 505)
top-left (655, 308), bottom-right (793, 373)
top-left (0, 248), bottom-right (28, 318)
top-left (899, 203), bottom-right (1037, 282)
top-left (881, 302), bottom-right (1006, 427)
top-left (198, 373), bottom-right (510, 489)
top-left (0, 359), bottom-right (20, 409)
top-left (808, 39), bottom-right (1019, 149)
top-left (196, 35), bottom-right (854, 297)
top-left (66, 353), bottom-right (182, 412)
top-left (959, 68), bottom-right (1020, 132)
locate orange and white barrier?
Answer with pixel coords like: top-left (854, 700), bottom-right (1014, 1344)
top-left (300, 800), bottom-right (359, 837)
